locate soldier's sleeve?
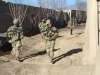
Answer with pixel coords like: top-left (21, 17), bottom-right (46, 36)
top-left (7, 27), bottom-right (11, 32)
top-left (53, 27), bottom-right (59, 36)
top-left (39, 23), bottom-right (42, 29)
top-left (50, 27), bottom-right (59, 40)
top-left (20, 28), bottom-right (24, 39)
top-left (39, 23), bottom-right (43, 33)
top-left (41, 26), bottom-right (48, 35)
top-left (7, 27), bottom-right (13, 38)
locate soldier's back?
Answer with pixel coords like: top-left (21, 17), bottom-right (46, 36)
top-left (7, 26), bottom-right (16, 31)
top-left (39, 22), bottom-right (46, 28)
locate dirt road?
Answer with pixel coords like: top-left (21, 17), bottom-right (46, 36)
top-left (0, 24), bottom-right (95, 75)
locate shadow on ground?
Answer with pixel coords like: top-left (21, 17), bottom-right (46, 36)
top-left (74, 32), bottom-right (84, 35)
top-left (0, 36), bottom-right (12, 56)
top-left (57, 36), bottom-right (63, 38)
top-left (20, 48), bottom-right (61, 62)
top-left (53, 48), bottom-right (82, 64)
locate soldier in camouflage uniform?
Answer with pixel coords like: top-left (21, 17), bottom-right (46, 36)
top-left (42, 19), bottom-right (58, 63)
top-left (7, 19), bottom-right (23, 61)
top-left (39, 19), bottom-right (46, 33)
top-left (39, 19), bottom-right (47, 38)
top-left (68, 17), bottom-right (75, 35)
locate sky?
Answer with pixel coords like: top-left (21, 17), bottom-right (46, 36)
top-left (3, 0), bottom-right (87, 7)
top-left (67, 0), bottom-right (86, 6)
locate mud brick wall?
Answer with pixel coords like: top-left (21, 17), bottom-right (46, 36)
top-left (0, 1), bottom-right (13, 32)
top-left (0, 1), bottom-right (86, 34)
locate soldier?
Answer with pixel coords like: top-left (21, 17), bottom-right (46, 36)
top-left (39, 19), bottom-right (46, 33)
top-left (42, 19), bottom-right (58, 63)
top-left (39, 19), bottom-right (47, 39)
top-left (68, 17), bottom-right (75, 35)
top-left (7, 19), bottom-right (23, 61)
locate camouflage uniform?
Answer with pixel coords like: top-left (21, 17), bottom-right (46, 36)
top-left (68, 18), bottom-right (74, 35)
top-left (39, 19), bottom-right (46, 33)
top-left (7, 19), bottom-right (23, 60)
top-left (42, 20), bottom-right (58, 63)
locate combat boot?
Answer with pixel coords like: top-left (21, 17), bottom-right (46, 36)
top-left (70, 29), bottom-right (73, 35)
top-left (15, 57), bottom-right (20, 61)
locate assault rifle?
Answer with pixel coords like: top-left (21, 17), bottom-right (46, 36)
top-left (41, 27), bottom-right (57, 38)
top-left (45, 28), bottom-right (53, 37)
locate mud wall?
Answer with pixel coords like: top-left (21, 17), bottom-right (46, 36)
top-left (0, 1), bottom-right (86, 35)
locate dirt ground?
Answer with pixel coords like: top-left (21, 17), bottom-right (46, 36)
top-left (0, 24), bottom-right (95, 75)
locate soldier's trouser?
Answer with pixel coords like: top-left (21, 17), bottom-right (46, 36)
top-left (11, 41), bottom-right (22, 58)
top-left (45, 40), bottom-right (55, 60)
top-left (70, 29), bottom-right (73, 35)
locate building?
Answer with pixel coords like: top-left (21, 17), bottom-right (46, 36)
top-left (63, 10), bottom-right (86, 23)
top-left (83, 0), bottom-right (100, 75)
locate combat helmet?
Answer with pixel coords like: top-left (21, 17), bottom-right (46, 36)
top-left (46, 19), bottom-right (51, 25)
top-left (13, 19), bottom-right (19, 24)
top-left (42, 19), bottom-right (45, 22)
